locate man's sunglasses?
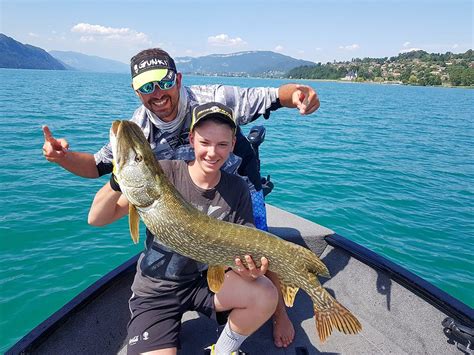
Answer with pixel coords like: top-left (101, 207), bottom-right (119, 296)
top-left (137, 77), bottom-right (176, 94)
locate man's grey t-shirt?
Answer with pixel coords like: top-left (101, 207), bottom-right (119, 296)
top-left (132, 160), bottom-right (254, 297)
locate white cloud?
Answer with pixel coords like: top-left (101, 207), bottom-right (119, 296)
top-left (399, 47), bottom-right (422, 53)
top-left (28, 32), bottom-right (39, 37)
top-left (315, 47), bottom-right (322, 51)
top-left (452, 43), bottom-right (459, 49)
top-left (208, 34), bottom-right (246, 46)
top-left (72, 23), bottom-right (128, 36)
top-left (79, 36), bottom-right (96, 43)
top-left (403, 41), bottom-right (411, 47)
top-left (275, 45), bottom-right (284, 52)
top-left (339, 44), bottom-right (360, 51)
top-left (71, 23), bottom-right (150, 44)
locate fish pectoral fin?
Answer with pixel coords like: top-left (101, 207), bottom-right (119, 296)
top-left (207, 265), bottom-right (226, 293)
top-left (280, 278), bottom-right (300, 307)
top-left (129, 204), bottom-right (140, 244)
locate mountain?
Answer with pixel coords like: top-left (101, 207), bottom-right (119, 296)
top-left (0, 35), bottom-right (313, 77)
top-left (175, 51), bottom-right (315, 77)
top-left (49, 50), bottom-right (129, 73)
top-left (0, 33), bottom-right (66, 70)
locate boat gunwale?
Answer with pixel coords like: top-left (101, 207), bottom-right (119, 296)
top-left (326, 233), bottom-right (474, 327)
top-left (5, 254), bottom-right (140, 355)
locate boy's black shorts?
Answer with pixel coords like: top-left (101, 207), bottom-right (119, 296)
top-left (126, 271), bottom-right (229, 354)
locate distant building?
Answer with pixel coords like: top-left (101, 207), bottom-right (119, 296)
top-left (341, 70), bottom-right (358, 81)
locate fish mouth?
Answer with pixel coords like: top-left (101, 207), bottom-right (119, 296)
top-left (110, 121), bottom-right (121, 169)
top-left (120, 182), bottom-right (145, 189)
top-left (111, 120), bottom-right (121, 136)
top-left (110, 120), bottom-right (144, 176)
top-left (109, 119), bottom-right (158, 208)
top-left (136, 200), bottom-right (159, 213)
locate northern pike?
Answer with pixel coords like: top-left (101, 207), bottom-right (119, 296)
top-left (110, 120), bottom-right (362, 342)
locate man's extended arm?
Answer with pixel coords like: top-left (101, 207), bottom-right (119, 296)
top-left (42, 125), bottom-right (99, 178)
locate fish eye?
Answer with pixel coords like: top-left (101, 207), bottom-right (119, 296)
top-left (135, 154), bottom-right (143, 163)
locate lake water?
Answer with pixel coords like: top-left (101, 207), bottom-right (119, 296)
top-left (0, 68), bottom-right (473, 351)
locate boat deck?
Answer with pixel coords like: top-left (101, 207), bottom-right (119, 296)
top-left (7, 205), bottom-right (472, 354)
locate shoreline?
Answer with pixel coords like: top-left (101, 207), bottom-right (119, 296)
top-left (185, 73), bottom-right (473, 89)
top-left (2, 68), bottom-right (472, 89)
top-left (295, 77), bottom-right (474, 89)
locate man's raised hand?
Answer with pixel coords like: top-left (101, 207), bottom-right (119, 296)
top-left (292, 84), bottom-right (320, 115)
top-left (42, 125), bottom-right (69, 162)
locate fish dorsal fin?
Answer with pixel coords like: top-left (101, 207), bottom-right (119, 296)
top-left (129, 204), bottom-right (140, 244)
top-left (297, 245), bottom-right (330, 278)
top-left (280, 277), bottom-right (300, 307)
top-left (207, 265), bottom-right (226, 293)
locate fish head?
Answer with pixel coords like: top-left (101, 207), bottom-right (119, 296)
top-left (110, 120), bottom-right (163, 208)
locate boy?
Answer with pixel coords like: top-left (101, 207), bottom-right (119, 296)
top-left (88, 102), bottom-right (278, 355)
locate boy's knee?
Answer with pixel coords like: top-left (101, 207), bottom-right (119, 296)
top-left (254, 278), bottom-right (278, 313)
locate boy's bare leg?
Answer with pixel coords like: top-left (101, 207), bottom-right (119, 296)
top-left (266, 271), bottom-right (295, 348)
top-left (214, 269), bottom-right (278, 335)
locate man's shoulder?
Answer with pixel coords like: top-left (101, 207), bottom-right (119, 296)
top-left (186, 84), bottom-right (221, 91)
top-left (186, 84), bottom-right (240, 98)
top-left (130, 105), bottom-right (147, 123)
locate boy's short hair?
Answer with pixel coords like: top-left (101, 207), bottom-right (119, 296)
top-left (191, 102), bottom-right (237, 134)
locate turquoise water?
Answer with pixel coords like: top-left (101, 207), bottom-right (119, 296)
top-left (0, 69), bottom-right (473, 351)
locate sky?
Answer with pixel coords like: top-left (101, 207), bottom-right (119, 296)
top-left (1, 0), bottom-right (472, 64)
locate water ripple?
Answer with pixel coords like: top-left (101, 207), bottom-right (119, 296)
top-left (1, 70), bottom-right (473, 351)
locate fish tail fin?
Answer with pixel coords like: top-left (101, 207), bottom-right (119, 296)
top-left (313, 286), bottom-right (362, 343)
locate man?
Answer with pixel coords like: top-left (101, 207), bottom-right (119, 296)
top-left (42, 47), bottom-right (320, 348)
top-left (89, 102), bottom-right (278, 354)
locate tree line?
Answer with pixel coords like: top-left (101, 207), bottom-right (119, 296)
top-left (286, 50), bottom-right (473, 87)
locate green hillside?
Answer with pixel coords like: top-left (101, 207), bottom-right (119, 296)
top-left (0, 33), bottom-right (66, 70)
top-left (287, 50), bottom-right (474, 87)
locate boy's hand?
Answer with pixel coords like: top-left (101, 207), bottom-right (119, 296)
top-left (234, 255), bottom-right (269, 281)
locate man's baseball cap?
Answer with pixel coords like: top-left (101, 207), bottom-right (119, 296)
top-left (131, 51), bottom-right (177, 90)
top-left (191, 102), bottom-right (237, 132)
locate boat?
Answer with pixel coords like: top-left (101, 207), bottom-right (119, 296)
top-left (6, 204), bottom-right (474, 355)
